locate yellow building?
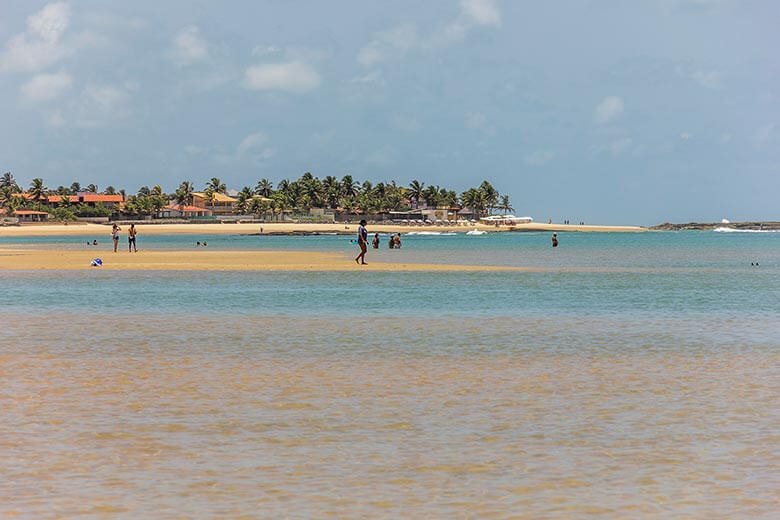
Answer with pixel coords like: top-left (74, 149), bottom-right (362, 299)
top-left (192, 192), bottom-right (237, 215)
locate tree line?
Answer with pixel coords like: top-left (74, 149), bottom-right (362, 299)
top-left (0, 171), bottom-right (514, 220)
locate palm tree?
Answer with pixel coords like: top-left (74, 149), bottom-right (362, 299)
top-left (86, 184), bottom-right (98, 193)
top-left (104, 186), bottom-right (117, 195)
top-left (29, 178), bottom-right (48, 202)
top-left (137, 186), bottom-right (151, 196)
top-left (408, 180), bottom-right (424, 208)
top-left (498, 195), bottom-right (513, 213)
top-left (461, 188), bottom-right (487, 217)
top-left (422, 185), bottom-right (439, 208)
top-left (322, 176), bottom-right (340, 209)
top-left (271, 192), bottom-right (290, 221)
top-left (254, 178), bottom-right (273, 197)
top-left (235, 186), bottom-right (253, 214)
top-left (203, 188), bottom-right (216, 210)
top-left (174, 181), bottom-right (194, 209)
top-left (340, 174), bottom-right (358, 198)
top-left (206, 177), bottom-right (226, 194)
top-left (1, 172), bottom-right (20, 192)
top-left (0, 186), bottom-right (15, 208)
top-left (70, 182), bottom-right (81, 193)
top-left (301, 175), bottom-right (323, 208)
top-left (479, 180), bottom-right (499, 214)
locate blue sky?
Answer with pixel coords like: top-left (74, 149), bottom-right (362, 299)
top-left (1, 0), bottom-right (777, 224)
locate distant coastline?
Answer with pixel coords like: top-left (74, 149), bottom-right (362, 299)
top-left (651, 221), bottom-right (780, 231)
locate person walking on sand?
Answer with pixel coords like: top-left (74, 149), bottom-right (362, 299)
top-left (111, 224), bottom-right (121, 253)
top-left (372, 233), bottom-right (380, 249)
top-left (355, 219), bottom-right (368, 265)
top-left (551, 233), bottom-right (558, 248)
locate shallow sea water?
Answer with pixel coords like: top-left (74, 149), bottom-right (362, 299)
top-left (1, 231), bottom-right (778, 518)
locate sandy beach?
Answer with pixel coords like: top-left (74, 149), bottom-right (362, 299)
top-left (0, 221), bottom-right (645, 237)
top-left (0, 248), bottom-right (533, 272)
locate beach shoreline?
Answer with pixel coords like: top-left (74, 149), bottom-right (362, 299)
top-left (0, 221), bottom-right (646, 237)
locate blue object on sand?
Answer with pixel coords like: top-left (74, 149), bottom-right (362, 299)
top-left (90, 258), bottom-right (103, 267)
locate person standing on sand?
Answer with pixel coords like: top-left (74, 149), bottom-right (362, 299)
top-left (111, 224), bottom-right (121, 253)
top-left (355, 219), bottom-right (368, 265)
top-left (551, 233), bottom-right (558, 248)
top-left (128, 224), bottom-right (138, 252)
top-left (372, 233), bottom-right (380, 249)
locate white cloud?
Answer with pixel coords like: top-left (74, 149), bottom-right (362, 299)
top-left (350, 70), bottom-right (385, 86)
top-left (691, 69), bottom-right (722, 89)
top-left (357, 1), bottom-right (501, 66)
top-left (170, 25), bottom-right (208, 65)
top-left (390, 114), bottom-right (421, 132)
top-left (357, 24), bottom-right (418, 67)
top-left (594, 96), bottom-right (624, 124)
top-left (237, 132), bottom-right (274, 159)
top-left (0, 2), bottom-right (71, 73)
top-left (461, 0), bottom-right (502, 26)
top-left (753, 122), bottom-right (777, 145)
top-left (591, 137), bottom-right (634, 156)
top-left (524, 150), bottom-right (554, 166)
top-left (465, 112), bottom-right (488, 129)
top-left (243, 61), bottom-right (320, 93)
top-left (679, 132), bottom-right (693, 141)
top-left (184, 144), bottom-right (207, 155)
top-left (20, 71), bottom-right (72, 102)
top-left (609, 137), bottom-right (633, 155)
top-left (74, 84), bottom-right (131, 127)
top-left (46, 109), bottom-right (66, 127)
top-left (365, 145), bottom-right (396, 166)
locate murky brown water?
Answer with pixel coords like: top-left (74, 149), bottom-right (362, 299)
top-left (2, 313), bottom-right (778, 518)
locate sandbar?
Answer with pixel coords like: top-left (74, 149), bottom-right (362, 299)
top-left (0, 248), bottom-right (534, 272)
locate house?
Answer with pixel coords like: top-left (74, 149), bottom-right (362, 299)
top-left (14, 209), bottom-right (49, 222)
top-left (192, 192), bottom-right (237, 215)
top-left (157, 204), bottom-right (213, 219)
top-left (17, 192), bottom-right (125, 210)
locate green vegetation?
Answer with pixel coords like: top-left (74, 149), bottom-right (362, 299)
top-left (0, 170), bottom-right (512, 220)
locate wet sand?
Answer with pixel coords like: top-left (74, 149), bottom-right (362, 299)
top-left (0, 248), bottom-right (531, 272)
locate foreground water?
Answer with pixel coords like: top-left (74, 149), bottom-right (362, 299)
top-left (1, 231), bottom-right (778, 518)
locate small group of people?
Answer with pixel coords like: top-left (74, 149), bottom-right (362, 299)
top-left (370, 232), bottom-right (401, 249)
top-left (110, 223), bottom-right (138, 252)
top-left (195, 241), bottom-right (208, 247)
top-left (356, 221), bottom-right (405, 265)
top-left (85, 239), bottom-right (99, 246)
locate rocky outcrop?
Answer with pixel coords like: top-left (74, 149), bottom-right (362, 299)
top-left (651, 221), bottom-right (780, 231)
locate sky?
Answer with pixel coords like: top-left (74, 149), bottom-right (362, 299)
top-left (0, 0), bottom-right (778, 224)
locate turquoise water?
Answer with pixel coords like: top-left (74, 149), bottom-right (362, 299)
top-left (2, 229), bottom-right (778, 269)
top-left (2, 230), bottom-right (779, 518)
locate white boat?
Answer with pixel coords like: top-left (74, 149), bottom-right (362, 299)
top-left (466, 229), bottom-right (487, 235)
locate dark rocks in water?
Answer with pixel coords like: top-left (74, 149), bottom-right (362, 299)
top-left (651, 221), bottom-right (780, 231)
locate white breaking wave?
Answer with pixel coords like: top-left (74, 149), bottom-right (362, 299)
top-left (713, 227), bottom-right (779, 233)
top-left (406, 231), bottom-right (457, 236)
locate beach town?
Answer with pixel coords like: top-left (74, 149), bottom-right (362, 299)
top-left (0, 172), bottom-right (642, 236)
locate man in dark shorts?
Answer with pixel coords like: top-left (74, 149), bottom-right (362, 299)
top-left (355, 219), bottom-right (368, 265)
top-left (128, 224), bottom-right (138, 252)
top-left (551, 233), bottom-right (558, 248)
